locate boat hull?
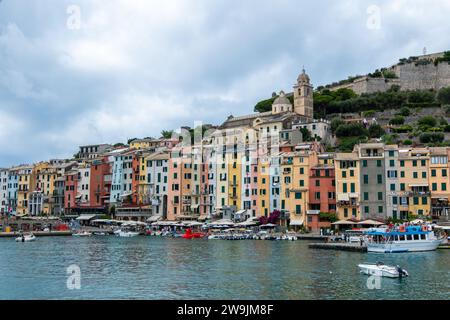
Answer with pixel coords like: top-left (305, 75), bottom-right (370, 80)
top-left (358, 264), bottom-right (406, 278)
top-left (367, 239), bottom-right (441, 253)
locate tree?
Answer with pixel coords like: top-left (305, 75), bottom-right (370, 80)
top-left (419, 132), bottom-right (444, 144)
top-left (299, 127), bottom-right (312, 141)
top-left (437, 87), bottom-right (450, 105)
top-left (335, 123), bottom-right (368, 138)
top-left (408, 90), bottom-right (435, 104)
top-left (368, 124), bottom-right (385, 138)
top-left (330, 118), bottom-right (345, 133)
top-left (417, 116), bottom-right (437, 128)
top-left (398, 107), bottom-right (410, 116)
top-left (161, 130), bottom-right (174, 139)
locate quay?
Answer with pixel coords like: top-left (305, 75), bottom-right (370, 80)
top-left (0, 231), bottom-right (72, 238)
top-left (308, 242), bottom-right (367, 252)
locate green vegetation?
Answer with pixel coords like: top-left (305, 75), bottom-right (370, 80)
top-left (398, 107), bottom-right (410, 116)
top-left (335, 123), bottom-right (368, 138)
top-left (419, 132), bottom-right (445, 144)
top-left (315, 88), bottom-right (440, 117)
top-left (319, 212), bottom-right (337, 223)
top-left (389, 116), bottom-right (405, 125)
top-left (368, 124), bottom-right (385, 138)
top-left (434, 51), bottom-right (450, 66)
top-left (437, 87), bottom-right (450, 105)
top-left (161, 130), bottom-right (174, 139)
top-left (403, 139), bottom-right (413, 145)
top-left (337, 136), bottom-right (368, 152)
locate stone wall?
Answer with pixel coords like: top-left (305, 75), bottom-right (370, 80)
top-left (328, 52), bottom-right (450, 95)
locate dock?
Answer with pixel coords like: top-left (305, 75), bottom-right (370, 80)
top-left (308, 242), bottom-right (367, 252)
top-left (0, 231), bottom-right (72, 238)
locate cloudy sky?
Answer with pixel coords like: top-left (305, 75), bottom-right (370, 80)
top-left (1, 0), bottom-right (450, 167)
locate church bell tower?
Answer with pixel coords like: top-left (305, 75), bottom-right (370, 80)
top-left (293, 68), bottom-right (314, 119)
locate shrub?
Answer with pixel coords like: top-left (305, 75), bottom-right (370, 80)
top-left (408, 90), bottom-right (436, 104)
top-left (393, 125), bottom-right (413, 133)
top-left (419, 132), bottom-right (444, 144)
top-left (437, 87), bottom-right (450, 105)
top-left (330, 118), bottom-right (345, 133)
top-left (398, 107), bottom-right (410, 116)
top-left (418, 116), bottom-right (437, 127)
top-left (368, 124), bottom-right (385, 138)
top-left (443, 125), bottom-right (450, 133)
top-left (389, 116), bottom-right (405, 125)
top-left (335, 123), bottom-right (369, 137)
top-left (403, 139), bottom-right (413, 145)
top-left (363, 110), bottom-right (377, 117)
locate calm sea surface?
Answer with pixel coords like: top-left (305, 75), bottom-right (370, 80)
top-left (0, 236), bottom-right (448, 300)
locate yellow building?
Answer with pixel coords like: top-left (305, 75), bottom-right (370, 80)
top-left (398, 148), bottom-right (431, 218)
top-left (428, 147), bottom-right (449, 218)
top-left (17, 165), bottom-right (33, 216)
top-left (258, 156), bottom-right (271, 217)
top-left (335, 152), bottom-right (361, 220)
top-left (30, 162), bottom-right (58, 215)
top-left (280, 146), bottom-right (318, 229)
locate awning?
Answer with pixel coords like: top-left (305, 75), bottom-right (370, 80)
top-left (235, 209), bottom-right (247, 215)
top-left (358, 219), bottom-right (384, 226)
top-left (307, 210), bottom-right (320, 215)
top-left (290, 218), bottom-right (304, 226)
top-left (147, 215), bottom-right (163, 222)
top-left (409, 183), bottom-right (429, 187)
top-left (76, 214), bottom-right (96, 221)
top-left (332, 220), bottom-right (357, 225)
top-left (119, 192), bottom-right (133, 198)
top-left (337, 194), bottom-right (349, 201)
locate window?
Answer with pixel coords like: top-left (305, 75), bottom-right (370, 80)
top-left (443, 169), bottom-right (448, 177)
top-left (350, 183), bottom-right (355, 193)
top-left (342, 171), bottom-right (347, 178)
top-left (364, 206), bottom-right (369, 214)
top-left (390, 184), bottom-right (395, 191)
top-left (442, 183), bottom-right (447, 191)
top-left (378, 192), bottom-right (383, 201)
top-left (378, 206), bottom-right (383, 213)
top-left (400, 171), bottom-right (405, 178)
top-left (295, 205), bottom-right (302, 214)
top-left (344, 208), bottom-right (348, 218)
top-left (315, 180), bottom-right (320, 187)
top-left (343, 183), bottom-right (347, 193)
top-left (400, 160), bottom-right (405, 167)
top-left (421, 160), bottom-right (426, 167)
top-left (363, 175), bottom-right (369, 184)
top-left (412, 160), bottom-right (417, 167)
top-left (364, 192), bottom-right (369, 201)
top-left (377, 175), bottom-right (382, 184)
top-left (350, 170), bottom-right (354, 177)
top-left (422, 172), bottom-right (427, 179)
top-left (389, 160), bottom-right (395, 167)
top-left (377, 160), bottom-right (382, 167)
top-left (389, 151), bottom-right (394, 157)
top-left (295, 192), bottom-right (302, 199)
top-left (422, 197), bottom-right (427, 205)
top-left (362, 160), bottom-right (367, 167)
top-left (413, 197), bottom-right (419, 205)
top-left (431, 170), bottom-right (436, 177)
top-left (413, 172), bottom-right (418, 179)
top-left (432, 183), bottom-right (437, 191)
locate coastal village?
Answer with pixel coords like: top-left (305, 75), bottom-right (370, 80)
top-left (2, 51), bottom-right (450, 237)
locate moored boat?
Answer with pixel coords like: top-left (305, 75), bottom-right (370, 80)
top-left (117, 230), bottom-right (140, 237)
top-left (73, 231), bottom-right (92, 237)
top-left (358, 262), bottom-right (408, 278)
top-left (15, 233), bottom-right (37, 242)
top-left (365, 225), bottom-right (442, 253)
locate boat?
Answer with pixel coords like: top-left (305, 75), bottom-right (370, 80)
top-left (358, 262), bottom-right (409, 278)
top-left (182, 228), bottom-right (205, 239)
top-left (15, 233), bottom-right (37, 242)
top-left (92, 231), bottom-right (108, 236)
top-left (73, 231), bottom-right (92, 237)
top-left (117, 230), bottom-right (140, 237)
top-left (365, 225), bottom-right (442, 253)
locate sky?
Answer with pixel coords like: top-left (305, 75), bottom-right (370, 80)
top-left (1, 0), bottom-right (450, 167)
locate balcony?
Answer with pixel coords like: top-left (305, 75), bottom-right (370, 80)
top-left (229, 194), bottom-right (238, 200)
top-left (229, 181), bottom-right (238, 187)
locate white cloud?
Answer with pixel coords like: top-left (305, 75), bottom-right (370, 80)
top-left (1, 0), bottom-right (450, 166)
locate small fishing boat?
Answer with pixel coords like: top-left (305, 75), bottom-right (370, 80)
top-left (92, 231), bottom-right (108, 236)
top-left (358, 262), bottom-right (409, 278)
top-left (73, 231), bottom-right (92, 237)
top-left (15, 233), bottom-right (37, 242)
top-left (117, 230), bottom-right (140, 237)
top-left (182, 228), bottom-right (205, 239)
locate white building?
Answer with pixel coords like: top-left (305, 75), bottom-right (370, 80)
top-left (0, 169), bottom-right (8, 214)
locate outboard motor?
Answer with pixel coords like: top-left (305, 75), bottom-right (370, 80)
top-left (396, 265), bottom-right (408, 278)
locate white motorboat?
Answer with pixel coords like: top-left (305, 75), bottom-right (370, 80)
top-left (73, 231), bottom-right (92, 237)
top-left (358, 262), bottom-right (409, 278)
top-left (365, 225), bottom-right (442, 253)
top-left (117, 230), bottom-right (140, 237)
top-left (15, 233), bottom-right (37, 242)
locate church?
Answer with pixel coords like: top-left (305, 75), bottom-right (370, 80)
top-left (219, 69), bottom-right (330, 145)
